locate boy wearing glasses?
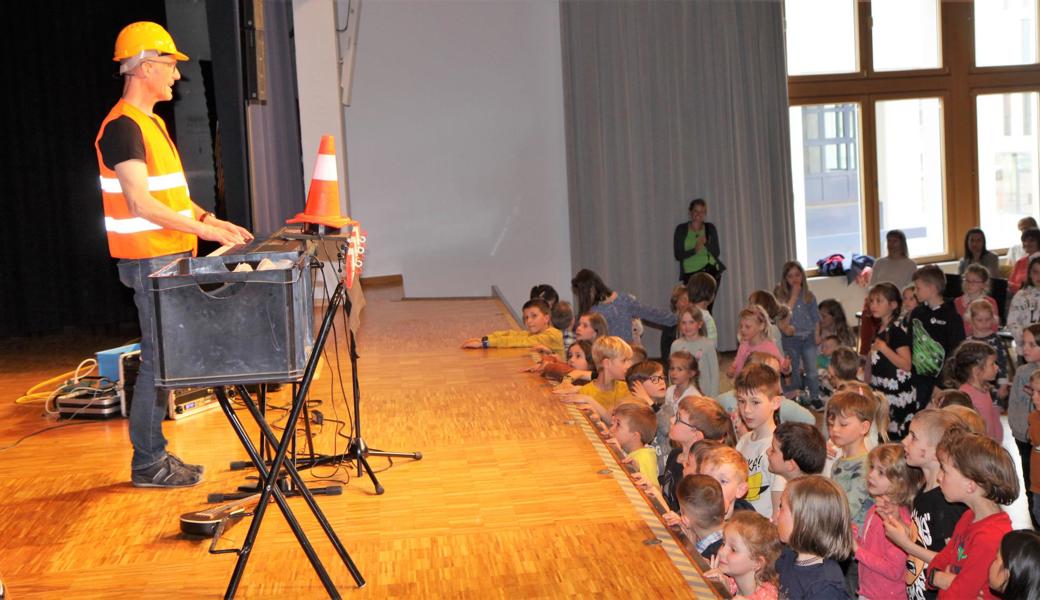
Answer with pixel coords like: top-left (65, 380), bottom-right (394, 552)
top-left (652, 396), bottom-right (736, 514)
top-left (625, 360), bottom-right (670, 471)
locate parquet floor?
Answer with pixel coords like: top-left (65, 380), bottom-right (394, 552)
top-left (0, 283), bottom-right (703, 599)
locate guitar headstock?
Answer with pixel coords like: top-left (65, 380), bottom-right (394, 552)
top-left (344, 226), bottom-right (366, 288)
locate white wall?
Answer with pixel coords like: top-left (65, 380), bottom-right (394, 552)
top-left (293, 0), bottom-right (351, 217)
top-left (318, 0), bottom-right (572, 311)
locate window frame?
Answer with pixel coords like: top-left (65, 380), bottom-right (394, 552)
top-left (786, 0), bottom-right (1040, 268)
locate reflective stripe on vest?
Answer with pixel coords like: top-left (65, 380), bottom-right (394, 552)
top-left (95, 99), bottom-right (196, 259)
top-left (99, 172), bottom-right (190, 195)
top-left (105, 208), bottom-right (194, 234)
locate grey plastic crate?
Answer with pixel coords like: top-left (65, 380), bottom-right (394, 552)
top-left (149, 251), bottom-right (314, 388)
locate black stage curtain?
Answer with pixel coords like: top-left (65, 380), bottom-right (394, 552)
top-left (0, 2), bottom-right (260, 337)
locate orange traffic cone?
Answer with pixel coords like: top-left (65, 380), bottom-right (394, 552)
top-left (286, 135), bottom-right (354, 230)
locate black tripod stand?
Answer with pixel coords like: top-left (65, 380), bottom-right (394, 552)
top-left (300, 284), bottom-right (422, 494)
top-left (211, 383), bottom-right (342, 502)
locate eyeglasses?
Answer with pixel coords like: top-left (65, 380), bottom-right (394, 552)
top-left (648, 375), bottom-right (665, 383)
top-left (673, 413), bottom-right (698, 430)
top-left (144, 60), bottom-right (179, 73)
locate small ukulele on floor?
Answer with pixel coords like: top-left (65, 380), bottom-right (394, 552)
top-left (180, 494), bottom-right (262, 538)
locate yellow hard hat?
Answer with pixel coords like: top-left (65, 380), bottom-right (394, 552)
top-left (113, 21), bottom-right (189, 63)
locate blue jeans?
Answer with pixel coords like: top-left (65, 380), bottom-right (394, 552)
top-left (782, 334), bottom-right (820, 403)
top-left (118, 253), bottom-right (189, 471)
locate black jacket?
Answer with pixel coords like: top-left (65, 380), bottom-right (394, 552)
top-left (673, 221), bottom-right (723, 276)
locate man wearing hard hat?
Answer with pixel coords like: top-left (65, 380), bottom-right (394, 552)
top-left (95, 22), bottom-right (253, 488)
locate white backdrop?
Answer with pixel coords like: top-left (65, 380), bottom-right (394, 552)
top-left (322, 0), bottom-right (573, 311)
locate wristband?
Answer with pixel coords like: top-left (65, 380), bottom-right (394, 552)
top-left (198, 211), bottom-right (213, 223)
top-left (481, 336), bottom-right (489, 349)
top-left (926, 568), bottom-right (935, 588)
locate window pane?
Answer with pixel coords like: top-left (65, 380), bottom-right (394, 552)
top-left (785, 0), bottom-right (858, 76)
top-left (975, 0), bottom-right (1038, 67)
top-left (876, 98), bottom-right (946, 258)
top-left (977, 92), bottom-right (1040, 250)
top-left (872, 0), bottom-right (941, 71)
top-left (789, 104), bottom-right (864, 267)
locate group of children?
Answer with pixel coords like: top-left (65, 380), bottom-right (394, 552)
top-left (462, 264), bottom-right (1040, 599)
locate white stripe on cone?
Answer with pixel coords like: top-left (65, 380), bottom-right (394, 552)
top-left (312, 154), bottom-right (338, 182)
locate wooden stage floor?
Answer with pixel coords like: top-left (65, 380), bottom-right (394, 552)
top-left (0, 283), bottom-right (710, 599)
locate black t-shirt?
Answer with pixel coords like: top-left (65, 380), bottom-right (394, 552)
top-left (906, 486), bottom-right (967, 600)
top-left (909, 301), bottom-right (965, 381)
top-left (776, 547), bottom-right (850, 600)
top-left (659, 448), bottom-right (685, 512)
top-left (98, 116), bottom-right (147, 170)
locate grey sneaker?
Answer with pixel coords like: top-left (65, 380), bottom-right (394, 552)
top-left (167, 453), bottom-right (205, 475)
top-left (132, 455), bottom-right (203, 488)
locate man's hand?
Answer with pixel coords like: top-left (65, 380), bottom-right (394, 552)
top-left (201, 216), bottom-right (252, 246)
top-left (199, 222), bottom-right (247, 247)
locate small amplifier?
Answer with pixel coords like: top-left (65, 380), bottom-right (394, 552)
top-left (167, 387), bottom-right (220, 420)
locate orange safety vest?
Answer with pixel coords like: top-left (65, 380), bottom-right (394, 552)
top-left (94, 99), bottom-right (197, 259)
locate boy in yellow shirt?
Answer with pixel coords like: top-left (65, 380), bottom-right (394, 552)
top-left (462, 298), bottom-right (563, 354)
top-left (610, 402), bottom-right (660, 486)
top-left (568, 336), bottom-right (633, 424)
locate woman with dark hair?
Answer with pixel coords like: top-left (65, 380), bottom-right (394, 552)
top-left (958, 228), bottom-right (1000, 278)
top-left (673, 198), bottom-right (725, 286)
top-left (571, 269), bottom-right (676, 344)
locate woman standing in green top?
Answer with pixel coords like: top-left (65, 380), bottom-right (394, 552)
top-left (673, 198), bottom-right (725, 286)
